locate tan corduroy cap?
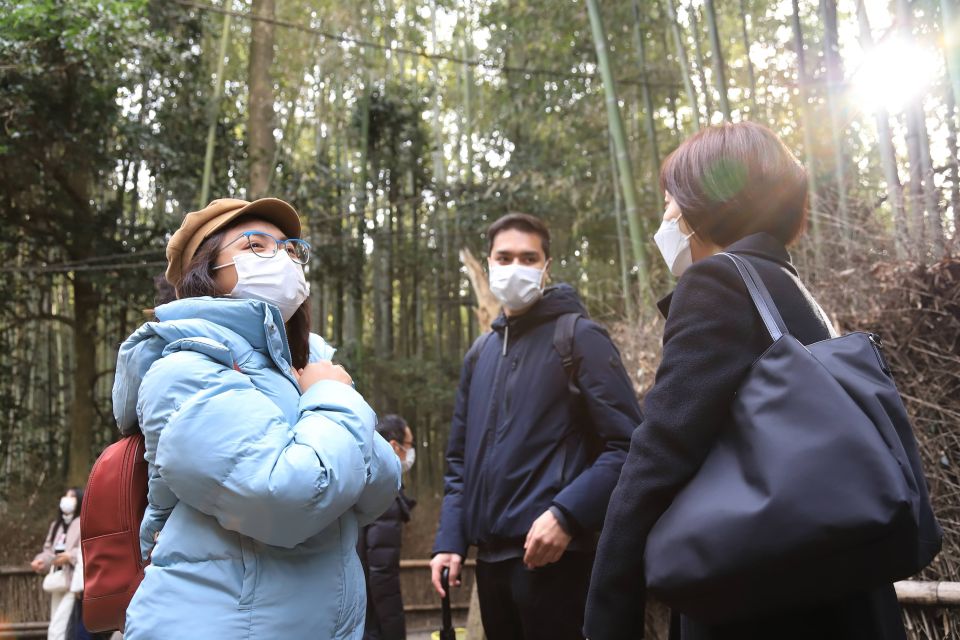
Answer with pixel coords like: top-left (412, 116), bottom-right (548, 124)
top-left (165, 198), bottom-right (302, 287)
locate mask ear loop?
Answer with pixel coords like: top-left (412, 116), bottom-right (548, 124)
top-left (678, 215), bottom-right (698, 241)
top-left (540, 259), bottom-right (552, 288)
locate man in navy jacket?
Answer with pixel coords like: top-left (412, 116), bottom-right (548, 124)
top-left (430, 213), bottom-right (641, 640)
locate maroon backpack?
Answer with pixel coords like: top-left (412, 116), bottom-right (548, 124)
top-left (81, 433), bottom-right (148, 632)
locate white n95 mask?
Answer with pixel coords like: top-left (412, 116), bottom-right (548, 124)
top-left (654, 217), bottom-right (695, 277)
top-left (489, 263), bottom-right (547, 311)
top-left (226, 252), bottom-right (310, 322)
top-left (402, 447), bottom-right (416, 473)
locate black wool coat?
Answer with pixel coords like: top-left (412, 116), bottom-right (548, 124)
top-left (584, 233), bottom-right (907, 640)
top-left (358, 490), bottom-right (416, 640)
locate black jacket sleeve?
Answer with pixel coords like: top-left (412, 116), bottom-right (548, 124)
top-left (584, 257), bottom-right (768, 640)
top-left (552, 320), bottom-right (642, 531)
top-left (432, 338), bottom-right (482, 557)
top-left (362, 509), bottom-right (406, 640)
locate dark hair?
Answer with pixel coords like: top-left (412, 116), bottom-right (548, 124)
top-left (49, 486), bottom-right (83, 544)
top-left (176, 215), bottom-right (311, 369)
top-left (154, 275), bottom-right (177, 307)
top-left (376, 414), bottom-right (410, 444)
top-left (659, 122), bottom-right (808, 247)
top-left (486, 213), bottom-right (551, 259)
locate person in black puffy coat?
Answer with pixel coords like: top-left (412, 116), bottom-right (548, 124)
top-left (358, 415), bottom-right (417, 640)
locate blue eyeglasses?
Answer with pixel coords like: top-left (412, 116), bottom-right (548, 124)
top-left (218, 231), bottom-right (311, 265)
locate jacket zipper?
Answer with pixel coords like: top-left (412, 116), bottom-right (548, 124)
top-left (869, 333), bottom-right (892, 376)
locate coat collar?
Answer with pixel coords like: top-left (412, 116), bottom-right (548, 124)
top-left (656, 233), bottom-right (794, 318)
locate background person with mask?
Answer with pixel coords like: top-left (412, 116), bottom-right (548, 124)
top-left (30, 487), bottom-right (82, 640)
top-left (358, 414), bottom-right (418, 640)
top-left (429, 213), bottom-right (642, 640)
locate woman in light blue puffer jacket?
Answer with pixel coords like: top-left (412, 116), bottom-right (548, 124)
top-left (112, 198), bottom-right (401, 639)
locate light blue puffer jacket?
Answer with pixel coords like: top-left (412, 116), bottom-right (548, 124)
top-left (111, 297), bottom-right (400, 639)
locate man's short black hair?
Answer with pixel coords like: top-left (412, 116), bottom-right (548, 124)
top-left (486, 213), bottom-right (551, 259)
top-left (376, 414), bottom-right (410, 444)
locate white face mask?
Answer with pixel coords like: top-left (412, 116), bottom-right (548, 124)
top-left (401, 446), bottom-right (416, 473)
top-left (654, 217), bottom-right (695, 277)
top-left (489, 263), bottom-right (548, 312)
top-left (60, 496), bottom-right (77, 516)
top-left (219, 252), bottom-right (310, 322)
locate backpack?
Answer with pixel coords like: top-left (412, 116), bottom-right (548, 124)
top-left (81, 432), bottom-right (148, 632)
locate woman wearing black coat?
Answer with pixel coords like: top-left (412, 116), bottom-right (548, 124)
top-left (359, 415), bottom-right (417, 640)
top-left (584, 122), bottom-right (908, 640)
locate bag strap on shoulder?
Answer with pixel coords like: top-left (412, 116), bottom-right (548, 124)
top-left (553, 312), bottom-right (582, 396)
top-left (467, 330), bottom-right (495, 372)
top-left (721, 253), bottom-right (788, 341)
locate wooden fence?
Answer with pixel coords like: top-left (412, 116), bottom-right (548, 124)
top-left (2, 562), bottom-right (957, 638)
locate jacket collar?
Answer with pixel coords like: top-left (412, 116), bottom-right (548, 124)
top-left (490, 283), bottom-right (588, 337)
top-left (154, 297), bottom-right (293, 365)
top-left (656, 233), bottom-right (794, 318)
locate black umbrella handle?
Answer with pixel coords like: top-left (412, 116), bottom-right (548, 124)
top-left (440, 566), bottom-right (456, 639)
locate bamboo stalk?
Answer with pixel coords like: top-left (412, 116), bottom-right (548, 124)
top-left (895, 581), bottom-right (960, 606)
top-left (199, 9), bottom-right (232, 208)
top-left (662, 0), bottom-right (701, 130)
top-left (586, 0), bottom-right (652, 304)
top-left (703, 0), bottom-right (732, 121)
top-left (856, 0), bottom-right (908, 259)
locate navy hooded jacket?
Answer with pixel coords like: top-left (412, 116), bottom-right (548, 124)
top-left (433, 284), bottom-right (641, 557)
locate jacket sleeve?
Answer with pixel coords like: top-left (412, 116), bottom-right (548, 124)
top-left (364, 511), bottom-right (407, 640)
top-left (584, 258), bottom-right (765, 640)
top-left (551, 321), bottom-right (642, 532)
top-left (353, 433), bottom-right (403, 527)
top-left (33, 522), bottom-right (56, 569)
top-left (432, 343), bottom-right (478, 557)
top-left (138, 350), bottom-right (377, 549)
top-left (65, 518), bottom-right (82, 565)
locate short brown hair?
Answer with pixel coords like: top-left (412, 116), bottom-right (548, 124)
top-left (660, 122), bottom-right (808, 246)
top-left (486, 213), bottom-right (551, 259)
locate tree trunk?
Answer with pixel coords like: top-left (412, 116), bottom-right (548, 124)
top-left (791, 0), bottom-right (822, 270)
top-left (662, 0), bottom-right (701, 130)
top-left (67, 274), bottom-right (97, 486)
top-left (687, 1), bottom-right (714, 121)
top-left (631, 0), bottom-right (662, 197)
top-left (199, 10), bottom-right (232, 208)
top-left (896, 0), bottom-right (933, 257)
top-left (431, 2), bottom-right (448, 360)
top-left (856, 0), bottom-right (908, 258)
top-left (821, 0), bottom-right (851, 247)
top-left (946, 86), bottom-right (960, 222)
top-left (587, 0), bottom-right (652, 303)
top-left (903, 104), bottom-right (928, 257)
top-left (610, 134), bottom-right (636, 324)
top-left (738, 0), bottom-right (761, 119)
top-left (916, 108), bottom-right (947, 256)
top-left (460, 248), bottom-right (500, 331)
top-left (704, 0), bottom-right (732, 121)
top-left (248, 0), bottom-right (276, 199)
top-left (943, 0), bottom-right (960, 108)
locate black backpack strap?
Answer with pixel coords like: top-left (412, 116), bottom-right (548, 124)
top-left (553, 312), bottom-right (582, 397)
top-left (466, 330), bottom-right (494, 373)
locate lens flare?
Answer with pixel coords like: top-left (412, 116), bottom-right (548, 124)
top-left (851, 38), bottom-right (941, 113)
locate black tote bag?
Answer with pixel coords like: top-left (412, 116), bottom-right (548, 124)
top-left (643, 253), bottom-right (941, 624)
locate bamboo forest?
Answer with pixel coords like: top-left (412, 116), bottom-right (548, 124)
top-left (1, 0), bottom-right (959, 637)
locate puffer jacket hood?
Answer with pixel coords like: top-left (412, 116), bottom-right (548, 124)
top-left (112, 296), bottom-right (400, 640)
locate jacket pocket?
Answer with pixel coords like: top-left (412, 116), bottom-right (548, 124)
top-left (238, 535), bottom-right (258, 609)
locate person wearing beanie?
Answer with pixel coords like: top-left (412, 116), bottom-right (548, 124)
top-left (111, 198), bottom-right (401, 639)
